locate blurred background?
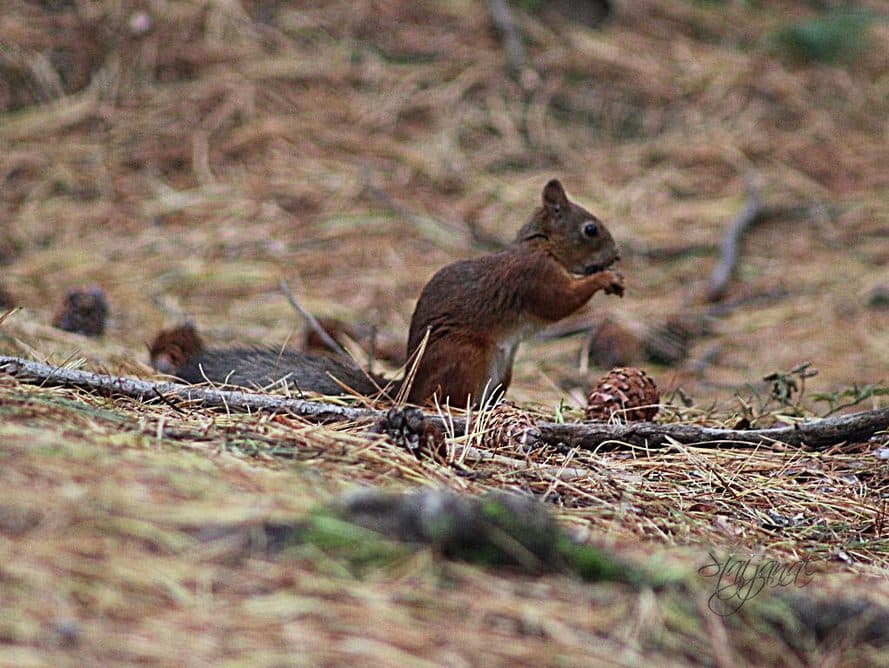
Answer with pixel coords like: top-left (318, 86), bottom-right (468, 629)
top-left (1, 0), bottom-right (887, 408)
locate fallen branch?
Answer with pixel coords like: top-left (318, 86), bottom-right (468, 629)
top-left (279, 278), bottom-right (345, 357)
top-left (537, 412), bottom-right (888, 451)
top-left (0, 355), bottom-right (374, 424)
top-left (1, 356), bottom-right (887, 451)
top-left (484, 0), bottom-right (527, 76)
top-left (706, 177), bottom-right (765, 302)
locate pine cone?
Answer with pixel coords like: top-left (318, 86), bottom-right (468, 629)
top-left (372, 407), bottom-right (446, 460)
top-left (52, 286), bottom-right (108, 337)
top-left (585, 367), bottom-right (659, 422)
top-left (482, 401), bottom-right (540, 452)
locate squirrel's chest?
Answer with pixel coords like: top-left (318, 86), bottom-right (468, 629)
top-left (486, 321), bottom-right (541, 390)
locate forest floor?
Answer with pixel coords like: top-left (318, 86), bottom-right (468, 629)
top-left (1, 0), bottom-right (887, 665)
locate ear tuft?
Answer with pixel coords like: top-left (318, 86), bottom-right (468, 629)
top-left (542, 179), bottom-right (569, 213)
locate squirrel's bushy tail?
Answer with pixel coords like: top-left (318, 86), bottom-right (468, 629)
top-left (149, 324), bottom-right (385, 396)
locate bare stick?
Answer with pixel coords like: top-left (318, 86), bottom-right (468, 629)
top-left (536, 414), bottom-right (888, 451)
top-left (706, 177), bottom-right (765, 302)
top-left (1, 355), bottom-right (373, 423)
top-left (484, 0), bottom-right (527, 75)
top-left (3, 356), bottom-right (887, 452)
top-left (279, 279), bottom-right (345, 357)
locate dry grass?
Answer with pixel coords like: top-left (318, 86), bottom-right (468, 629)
top-left (1, 376), bottom-right (887, 666)
top-left (1, 0), bottom-right (888, 664)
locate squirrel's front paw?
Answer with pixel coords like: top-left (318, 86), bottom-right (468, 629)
top-left (602, 271), bottom-right (625, 297)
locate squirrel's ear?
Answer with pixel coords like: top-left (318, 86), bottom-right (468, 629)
top-left (542, 179), bottom-right (569, 215)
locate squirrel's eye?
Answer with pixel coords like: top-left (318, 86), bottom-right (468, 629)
top-left (582, 222), bottom-right (598, 238)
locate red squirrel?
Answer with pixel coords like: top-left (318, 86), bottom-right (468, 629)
top-left (149, 179), bottom-right (623, 406)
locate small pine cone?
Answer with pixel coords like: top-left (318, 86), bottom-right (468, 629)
top-left (372, 407), bottom-right (446, 459)
top-left (483, 401), bottom-right (541, 452)
top-left (52, 286), bottom-right (108, 337)
top-left (586, 367), bottom-right (659, 422)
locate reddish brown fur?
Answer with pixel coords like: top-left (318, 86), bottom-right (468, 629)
top-left (407, 179), bottom-right (623, 406)
top-left (148, 323), bottom-right (205, 375)
top-left (146, 180), bottom-right (624, 407)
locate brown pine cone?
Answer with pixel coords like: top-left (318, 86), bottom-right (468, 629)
top-left (372, 407), bottom-right (446, 460)
top-left (482, 401), bottom-right (540, 453)
top-left (51, 286), bottom-right (108, 337)
top-left (585, 367), bottom-right (659, 422)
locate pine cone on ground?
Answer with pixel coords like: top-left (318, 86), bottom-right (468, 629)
top-left (482, 401), bottom-right (541, 453)
top-left (372, 407), bottom-right (446, 460)
top-left (585, 367), bottom-right (659, 422)
top-left (51, 286), bottom-right (109, 337)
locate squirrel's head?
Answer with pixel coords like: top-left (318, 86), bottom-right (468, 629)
top-left (147, 322), bottom-right (205, 374)
top-left (517, 179), bottom-right (619, 275)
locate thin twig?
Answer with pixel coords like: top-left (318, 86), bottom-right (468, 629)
top-left (706, 201), bottom-right (820, 304)
top-left (151, 387), bottom-right (187, 415)
top-left (2, 356), bottom-right (887, 451)
top-left (279, 279), bottom-right (345, 357)
top-left (484, 0), bottom-right (527, 76)
top-left (706, 176), bottom-right (765, 302)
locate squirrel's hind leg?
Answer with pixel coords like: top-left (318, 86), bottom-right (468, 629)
top-left (406, 335), bottom-right (498, 408)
